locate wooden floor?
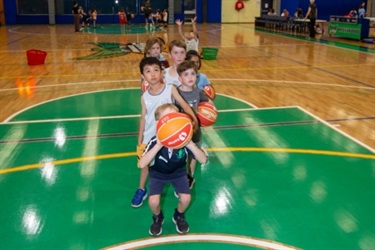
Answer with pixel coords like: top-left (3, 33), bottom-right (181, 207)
top-left (1, 23), bottom-right (375, 250)
top-left (0, 23), bottom-right (374, 149)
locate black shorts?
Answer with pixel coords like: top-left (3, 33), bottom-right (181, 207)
top-left (149, 175), bottom-right (190, 196)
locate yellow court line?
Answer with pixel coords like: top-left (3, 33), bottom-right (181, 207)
top-left (0, 152), bottom-right (136, 175)
top-left (208, 147), bottom-right (375, 159)
top-left (0, 148), bottom-right (374, 175)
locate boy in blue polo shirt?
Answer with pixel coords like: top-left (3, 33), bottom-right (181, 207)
top-left (138, 103), bottom-right (207, 236)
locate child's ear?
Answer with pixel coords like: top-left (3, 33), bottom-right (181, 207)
top-left (178, 76), bottom-right (182, 83)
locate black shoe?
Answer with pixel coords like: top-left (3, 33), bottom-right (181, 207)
top-left (172, 214), bottom-right (189, 234)
top-left (187, 174), bottom-right (195, 189)
top-left (149, 212), bottom-right (164, 236)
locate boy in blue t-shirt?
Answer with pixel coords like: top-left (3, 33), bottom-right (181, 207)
top-left (138, 103), bottom-right (207, 236)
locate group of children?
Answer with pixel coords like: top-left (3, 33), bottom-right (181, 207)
top-left (132, 19), bottom-right (212, 236)
top-left (78, 6), bottom-right (97, 29)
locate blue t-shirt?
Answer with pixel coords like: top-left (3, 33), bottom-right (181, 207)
top-left (144, 136), bottom-right (195, 180)
top-left (358, 8), bottom-right (365, 18)
top-left (196, 72), bottom-right (211, 90)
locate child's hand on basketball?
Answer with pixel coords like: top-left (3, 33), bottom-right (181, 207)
top-left (192, 118), bottom-right (199, 132)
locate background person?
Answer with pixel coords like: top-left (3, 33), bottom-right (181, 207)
top-left (304, 0), bottom-right (317, 38)
top-left (72, 1), bottom-right (80, 32)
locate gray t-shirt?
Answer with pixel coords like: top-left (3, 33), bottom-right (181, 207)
top-left (176, 87), bottom-right (209, 143)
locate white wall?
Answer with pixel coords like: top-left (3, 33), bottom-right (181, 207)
top-left (221, 0), bottom-right (261, 23)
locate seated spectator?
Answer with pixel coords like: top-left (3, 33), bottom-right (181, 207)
top-left (294, 8), bottom-right (304, 19)
top-left (267, 8), bottom-right (277, 15)
top-left (281, 9), bottom-right (289, 17)
top-left (346, 9), bottom-right (357, 17)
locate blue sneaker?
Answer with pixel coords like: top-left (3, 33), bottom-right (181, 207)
top-left (131, 188), bottom-right (147, 207)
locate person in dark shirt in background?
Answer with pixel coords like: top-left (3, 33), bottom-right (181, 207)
top-left (304, 0), bottom-right (317, 38)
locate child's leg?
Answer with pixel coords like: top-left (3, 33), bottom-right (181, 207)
top-left (188, 156), bottom-right (196, 176)
top-left (139, 167), bottom-right (149, 189)
top-left (148, 194), bottom-right (161, 214)
top-left (177, 193), bottom-right (191, 212)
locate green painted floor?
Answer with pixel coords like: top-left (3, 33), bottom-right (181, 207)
top-left (81, 24), bottom-right (163, 35)
top-left (0, 89), bottom-right (374, 250)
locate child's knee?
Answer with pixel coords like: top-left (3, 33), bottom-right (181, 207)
top-left (179, 194), bottom-right (191, 204)
top-left (148, 195), bottom-right (160, 207)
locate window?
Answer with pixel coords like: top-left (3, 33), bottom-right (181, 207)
top-left (17, 0), bottom-right (48, 14)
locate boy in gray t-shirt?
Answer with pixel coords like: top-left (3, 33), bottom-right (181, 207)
top-left (175, 60), bottom-right (212, 189)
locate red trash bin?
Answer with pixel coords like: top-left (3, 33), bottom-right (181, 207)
top-left (26, 49), bottom-right (47, 65)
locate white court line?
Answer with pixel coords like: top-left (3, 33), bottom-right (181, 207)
top-left (0, 80), bottom-right (139, 92)
top-left (103, 234), bottom-right (299, 250)
top-left (2, 88), bottom-right (374, 153)
top-left (2, 88), bottom-right (140, 123)
top-left (3, 106), bottom-right (303, 124)
top-left (211, 79), bottom-right (375, 90)
top-left (3, 114), bottom-right (141, 125)
top-left (1, 79), bottom-right (373, 92)
top-left (2, 88), bottom-right (253, 123)
top-left (297, 106), bottom-right (375, 153)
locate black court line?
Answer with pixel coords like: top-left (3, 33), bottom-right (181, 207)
top-left (0, 120), bottom-right (319, 144)
top-left (2, 116), bottom-right (374, 145)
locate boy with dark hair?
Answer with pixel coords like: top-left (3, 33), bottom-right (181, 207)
top-left (131, 57), bottom-right (198, 208)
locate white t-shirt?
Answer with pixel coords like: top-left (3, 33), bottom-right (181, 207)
top-left (142, 84), bottom-right (173, 144)
top-left (163, 67), bottom-right (181, 87)
top-left (185, 38), bottom-right (199, 52)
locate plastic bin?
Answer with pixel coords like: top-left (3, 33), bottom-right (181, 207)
top-left (202, 47), bottom-right (219, 60)
top-left (26, 49), bottom-right (47, 65)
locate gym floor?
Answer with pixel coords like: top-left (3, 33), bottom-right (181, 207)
top-left (0, 23), bottom-right (374, 249)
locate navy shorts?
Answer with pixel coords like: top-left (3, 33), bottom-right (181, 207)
top-left (149, 175), bottom-right (190, 196)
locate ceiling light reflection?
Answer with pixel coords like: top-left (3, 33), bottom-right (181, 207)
top-left (80, 120), bottom-right (100, 178)
top-left (203, 127), bottom-right (234, 169)
top-left (292, 164), bottom-right (307, 181)
top-left (210, 187), bottom-right (232, 218)
top-left (244, 116), bottom-right (288, 164)
top-left (22, 206), bottom-right (42, 236)
top-left (334, 209), bottom-right (358, 233)
top-left (40, 157), bottom-right (57, 185)
top-left (53, 125), bottom-right (66, 148)
top-left (309, 180), bottom-right (327, 203)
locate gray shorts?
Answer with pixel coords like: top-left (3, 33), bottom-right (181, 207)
top-left (149, 175), bottom-right (190, 196)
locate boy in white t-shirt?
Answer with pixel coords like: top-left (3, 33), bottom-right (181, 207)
top-left (131, 57), bottom-right (198, 208)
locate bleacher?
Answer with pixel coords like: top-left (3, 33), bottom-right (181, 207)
top-left (255, 15), bottom-right (312, 34)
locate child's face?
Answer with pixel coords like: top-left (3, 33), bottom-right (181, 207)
top-left (148, 43), bottom-right (161, 57)
top-left (142, 64), bottom-right (162, 85)
top-left (178, 68), bottom-right (197, 88)
top-left (188, 55), bottom-right (200, 69)
top-left (169, 46), bottom-right (186, 65)
top-left (187, 31), bottom-right (195, 39)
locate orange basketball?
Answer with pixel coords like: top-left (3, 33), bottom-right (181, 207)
top-left (156, 112), bottom-right (193, 149)
top-left (141, 80), bottom-right (150, 93)
top-left (197, 102), bottom-right (218, 127)
top-left (202, 84), bottom-right (216, 100)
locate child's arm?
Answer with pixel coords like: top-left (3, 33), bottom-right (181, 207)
top-left (138, 139), bottom-right (163, 168)
top-left (186, 141), bottom-right (207, 164)
top-left (175, 19), bottom-right (186, 40)
top-left (191, 16), bottom-right (198, 39)
top-left (171, 86), bottom-right (199, 131)
top-left (138, 96), bottom-right (146, 145)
